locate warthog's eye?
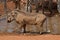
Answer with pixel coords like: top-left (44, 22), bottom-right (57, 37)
top-left (15, 12), bottom-right (17, 15)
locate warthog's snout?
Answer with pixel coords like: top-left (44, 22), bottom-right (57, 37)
top-left (7, 19), bottom-right (11, 23)
top-left (7, 17), bottom-right (12, 23)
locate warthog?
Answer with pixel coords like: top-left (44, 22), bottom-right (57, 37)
top-left (7, 9), bottom-right (46, 34)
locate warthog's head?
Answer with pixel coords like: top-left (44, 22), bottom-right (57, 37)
top-left (7, 10), bottom-right (17, 23)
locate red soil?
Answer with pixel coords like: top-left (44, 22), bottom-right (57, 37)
top-left (0, 34), bottom-right (60, 40)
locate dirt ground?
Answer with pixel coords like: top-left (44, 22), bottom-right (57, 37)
top-left (0, 34), bottom-right (60, 40)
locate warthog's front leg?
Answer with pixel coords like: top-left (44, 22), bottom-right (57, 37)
top-left (13, 23), bottom-right (24, 33)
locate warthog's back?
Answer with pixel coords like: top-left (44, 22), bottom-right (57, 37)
top-left (16, 12), bottom-right (46, 24)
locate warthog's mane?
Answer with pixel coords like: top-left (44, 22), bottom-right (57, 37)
top-left (14, 10), bottom-right (39, 16)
